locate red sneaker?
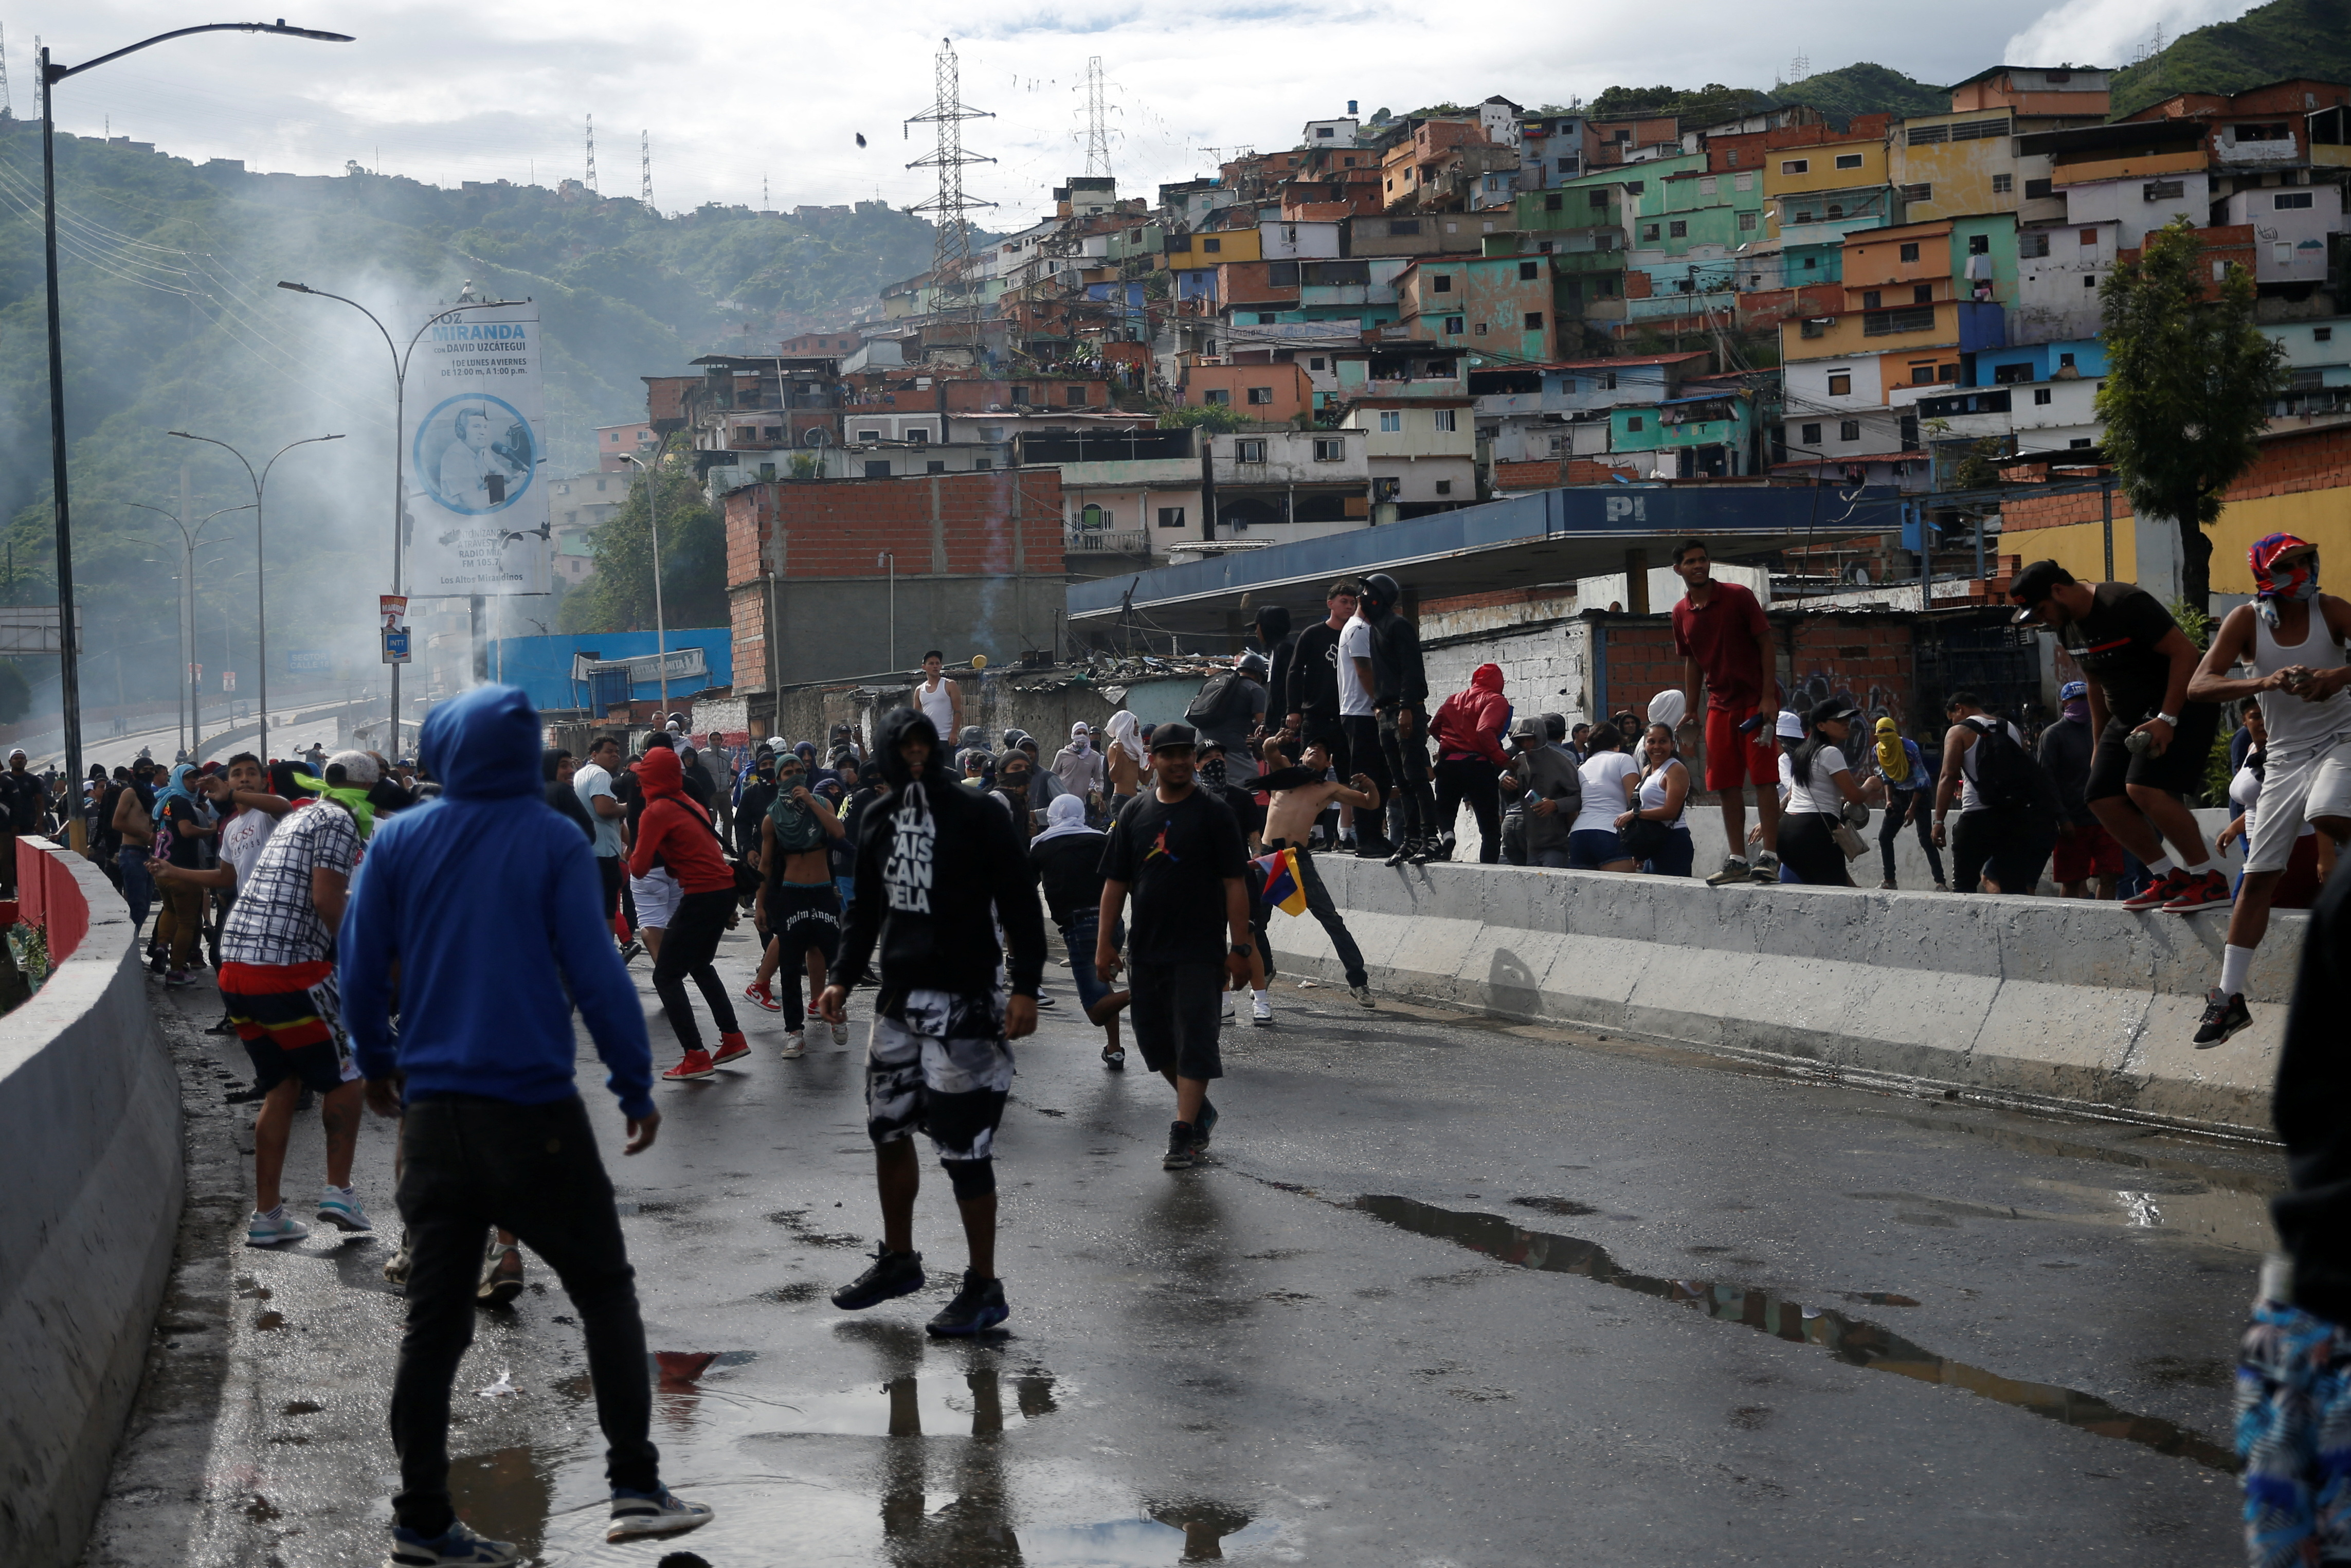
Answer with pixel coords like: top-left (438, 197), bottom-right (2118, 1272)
top-left (743, 982), bottom-right (781, 1013)
top-left (662, 1050), bottom-right (716, 1082)
top-left (2162, 869), bottom-right (2233, 914)
top-left (711, 1032), bottom-right (751, 1066)
top-left (2120, 870), bottom-right (2188, 911)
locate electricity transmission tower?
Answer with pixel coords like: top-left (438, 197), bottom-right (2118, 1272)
top-left (905, 38), bottom-right (996, 349)
top-left (1082, 55), bottom-right (1112, 177)
top-left (584, 114), bottom-right (596, 191)
top-left (1, 26), bottom-right (12, 117)
top-left (640, 130), bottom-right (653, 210)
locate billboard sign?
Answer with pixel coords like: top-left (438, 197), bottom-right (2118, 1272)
top-left (382, 628), bottom-right (412, 664)
top-left (286, 650), bottom-right (331, 674)
top-left (400, 303), bottom-right (552, 598)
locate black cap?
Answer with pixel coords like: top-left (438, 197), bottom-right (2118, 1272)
top-left (1812, 696), bottom-right (1862, 727)
top-left (1149, 721), bottom-right (1200, 754)
top-left (2008, 558), bottom-right (2070, 623)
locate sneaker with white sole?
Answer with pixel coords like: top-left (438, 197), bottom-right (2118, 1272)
top-left (661, 1050), bottom-right (715, 1082)
top-left (316, 1185), bottom-right (373, 1233)
top-left (478, 1238), bottom-right (524, 1308)
top-left (1750, 851), bottom-right (1781, 884)
top-left (777, 1030), bottom-right (806, 1059)
top-left (1251, 995), bottom-right (1273, 1026)
top-left (384, 1232), bottom-right (413, 1285)
top-left (1348, 983), bottom-right (1377, 1008)
top-left (1705, 855), bottom-right (1752, 887)
top-left (246, 1206), bottom-right (310, 1247)
top-left (604, 1488), bottom-right (713, 1542)
top-left (388, 1518), bottom-right (520, 1566)
top-left (831, 1019), bottom-right (851, 1047)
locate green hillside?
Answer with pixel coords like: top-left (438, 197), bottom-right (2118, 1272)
top-left (2110, 0), bottom-right (2351, 116)
top-left (0, 119), bottom-right (941, 697)
top-left (1771, 62), bottom-right (1950, 125)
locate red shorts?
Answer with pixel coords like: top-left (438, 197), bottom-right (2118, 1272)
top-left (1703, 705), bottom-right (1781, 793)
top-left (2050, 820), bottom-right (2126, 884)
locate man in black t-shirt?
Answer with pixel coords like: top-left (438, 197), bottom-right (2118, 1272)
top-left (2009, 561), bottom-right (2225, 913)
top-left (1095, 722), bottom-right (1252, 1170)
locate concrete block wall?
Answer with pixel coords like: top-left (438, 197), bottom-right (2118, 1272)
top-left (1265, 851), bottom-right (2290, 1135)
top-left (0, 840), bottom-right (182, 1568)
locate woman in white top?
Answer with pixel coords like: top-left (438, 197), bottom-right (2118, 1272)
top-left (2217, 696), bottom-right (2328, 908)
top-left (1565, 721), bottom-right (1641, 871)
top-left (1775, 698), bottom-right (1871, 886)
top-left (1616, 723), bottom-right (1694, 876)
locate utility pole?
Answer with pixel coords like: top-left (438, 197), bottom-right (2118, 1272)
top-left (905, 39), bottom-right (997, 352)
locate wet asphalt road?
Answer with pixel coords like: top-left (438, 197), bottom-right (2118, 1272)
top-left (100, 923), bottom-right (2272, 1567)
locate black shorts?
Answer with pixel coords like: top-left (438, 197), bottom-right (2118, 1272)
top-left (2083, 703), bottom-right (2222, 803)
top-left (1127, 960), bottom-right (1224, 1080)
top-left (595, 855), bottom-right (623, 921)
top-left (770, 878), bottom-right (842, 964)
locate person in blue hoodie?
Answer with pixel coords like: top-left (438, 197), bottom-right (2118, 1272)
top-left (341, 684), bottom-right (713, 1566)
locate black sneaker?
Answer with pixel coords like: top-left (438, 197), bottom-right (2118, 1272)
top-left (830, 1246), bottom-right (926, 1309)
top-left (2194, 988), bottom-right (2252, 1049)
top-left (1356, 839), bottom-right (1393, 861)
top-left (1193, 1100), bottom-right (1219, 1154)
top-left (1163, 1122), bottom-right (1197, 1170)
top-left (1101, 1043), bottom-right (1126, 1071)
top-left (925, 1270), bottom-right (1010, 1337)
top-left (1407, 836), bottom-right (1438, 865)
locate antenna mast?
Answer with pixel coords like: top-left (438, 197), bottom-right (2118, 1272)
top-left (640, 130), bottom-right (653, 211)
top-left (905, 38), bottom-right (997, 350)
top-left (1, 25), bottom-right (12, 118)
top-left (1082, 55), bottom-right (1112, 177)
top-left (585, 114), bottom-right (597, 191)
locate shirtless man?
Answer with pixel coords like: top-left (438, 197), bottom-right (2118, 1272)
top-left (1257, 735), bottom-right (1379, 1008)
top-left (747, 751), bottom-right (847, 1057)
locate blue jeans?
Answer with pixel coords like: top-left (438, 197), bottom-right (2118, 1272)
top-left (116, 846), bottom-right (152, 932)
top-left (1063, 911), bottom-right (1124, 1014)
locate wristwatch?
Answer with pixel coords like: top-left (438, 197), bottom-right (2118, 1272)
top-left (1229, 942), bottom-right (1254, 957)
top-left (2156, 712), bottom-right (2180, 727)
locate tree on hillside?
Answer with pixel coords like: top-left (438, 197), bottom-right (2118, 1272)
top-left (2095, 215), bottom-right (2286, 615)
top-left (555, 452), bottom-right (728, 637)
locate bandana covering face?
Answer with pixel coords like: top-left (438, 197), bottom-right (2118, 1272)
top-left (2252, 532), bottom-right (2320, 628)
top-left (1873, 717), bottom-right (1907, 781)
top-left (1199, 755), bottom-right (1229, 786)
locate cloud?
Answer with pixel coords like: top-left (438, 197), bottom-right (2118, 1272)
top-left (39, 1), bottom-right (2090, 224)
top-left (2002, 0), bottom-right (2253, 70)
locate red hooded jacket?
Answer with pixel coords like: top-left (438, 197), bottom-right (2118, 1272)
top-left (1429, 664), bottom-right (1510, 765)
top-left (625, 747), bottom-right (735, 894)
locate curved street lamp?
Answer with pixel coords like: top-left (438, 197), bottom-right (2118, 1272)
top-left (38, 20), bottom-right (353, 812)
top-left (167, 432), bottom-right (345, 762)
top-left (275, 282), bottom-right (528, 750)
top-left (617, 434), bottom-right (682, 713)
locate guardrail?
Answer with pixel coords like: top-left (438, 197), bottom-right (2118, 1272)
top-left (1064, 529), bottom-right (1152, 554)
top-left (0, 837), bottom-right (180, 1568)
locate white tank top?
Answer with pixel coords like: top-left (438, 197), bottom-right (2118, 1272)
top-left (1638, 759), bottom-right (1689, 829)
top-left (2253, 609), bottom-right (2351, 759)
top-left (917, 679), bottom-right (956, 735)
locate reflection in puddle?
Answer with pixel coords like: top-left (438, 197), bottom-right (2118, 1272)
top-left (446, 1443), bottom-right (552, 1561)
top-left (1354, 1194), bottom-right (2236, 1471)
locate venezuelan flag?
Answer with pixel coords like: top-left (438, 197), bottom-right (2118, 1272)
top-left (1256, 848), bottom-right (1309, 916)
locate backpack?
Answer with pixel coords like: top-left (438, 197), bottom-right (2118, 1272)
top-left (1185, 672), bottom-right (1249, 728)
top-left (1965, 716), bottom-right (2042, 812)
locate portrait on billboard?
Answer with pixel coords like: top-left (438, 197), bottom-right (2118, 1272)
top-left (417, 394), bottom-right (536, 515)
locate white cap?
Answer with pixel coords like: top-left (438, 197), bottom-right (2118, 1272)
top-left (326, 748), bottom-right (381, 785)
top-left (1775, 710), bottom-right (1805, 740)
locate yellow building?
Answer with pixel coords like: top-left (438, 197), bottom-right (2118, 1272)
top-left (1164, 228), bottom-right (1263, 266)
top-left (1889, 112), bottom-right (2022, 223)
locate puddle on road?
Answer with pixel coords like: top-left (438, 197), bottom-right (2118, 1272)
top-left (1354, 1194), bottom-right (2236, 1472)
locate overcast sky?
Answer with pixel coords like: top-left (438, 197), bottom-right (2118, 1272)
top-left (13, 0), bottom-right (2254, 227)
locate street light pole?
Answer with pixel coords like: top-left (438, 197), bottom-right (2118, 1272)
top-left (38, 21), bottom-right (353, 813)
top-left (126, 501), bottom-right (252, 755)
top-left (275, 284), bottom-right (527, 755)
top-left (876, 551), bottom-right (896, 670)
top-left (619, 438), bottom-right (675, 714)
top-left (168, 432), bottom-right (345, 762)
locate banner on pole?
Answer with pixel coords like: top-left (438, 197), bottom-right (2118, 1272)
top-left (382, 628), bottom-right (412, 664)
top-left (400, 303), bottom-right (553, 598)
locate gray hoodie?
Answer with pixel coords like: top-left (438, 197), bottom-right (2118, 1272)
top-left (1506, 743), bottom-right (1584, 855)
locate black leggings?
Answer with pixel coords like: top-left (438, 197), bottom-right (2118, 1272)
top-left (1433, 758), bottom-right (1502, 862)
top-left (1878, 788), bottom-right (1946, 884)
top-left (1776, 812), bottom-right (1853, 887)
top-left (652, 888), bottom-right (740, 1054)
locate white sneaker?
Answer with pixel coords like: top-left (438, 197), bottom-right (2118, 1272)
top-left (779, 1030), bottom-right (806, 1059)
top-left (246, 1207), bottom-right (310, 1247)
top-left (316, 1185), bottom-right (372, 1232)
top-left (831, 1019), bottom-right (851, 1047)
top-left (606, 1488), bottom-right (714, 1542)
top-left (384, 1232), bottom-right (413, 1285)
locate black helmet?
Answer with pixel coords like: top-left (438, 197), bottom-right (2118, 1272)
top-left (1362, 572), bottom-right (1402, 609)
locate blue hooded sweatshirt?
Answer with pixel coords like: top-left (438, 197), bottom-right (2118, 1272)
top-left (341, 684), bottom-right (654, 1120)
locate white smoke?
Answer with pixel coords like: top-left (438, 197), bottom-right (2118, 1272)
top-left (2002, 0), bottom-right (2251, 71)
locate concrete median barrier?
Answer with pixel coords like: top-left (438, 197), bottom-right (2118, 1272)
top-left (0, 839), bottom-right (182, 1568)
top-left (1262, 853), bottom-right (2291, 1138)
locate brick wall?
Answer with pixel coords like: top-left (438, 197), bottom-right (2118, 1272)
top-left (1491, 457), bottom-right (1639, 490)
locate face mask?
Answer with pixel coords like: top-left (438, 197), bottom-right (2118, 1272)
top-left (1200, 756), bottom-right (1229, 785)
top-left (2061, 699), bottom-right (2090, 722)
